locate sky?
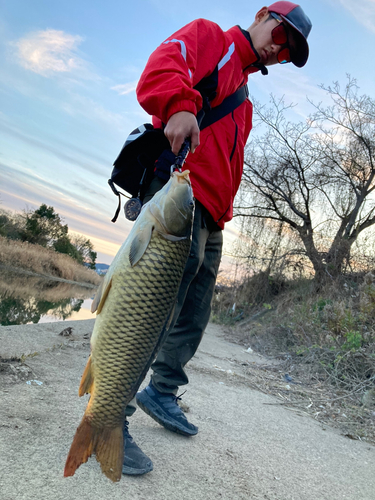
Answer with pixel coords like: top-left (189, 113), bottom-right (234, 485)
top-left (1, 0), bottom-right (374, 267)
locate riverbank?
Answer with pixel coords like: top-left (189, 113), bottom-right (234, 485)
top-left (0, 264), bottom-right (98, 289)
top-left (0, 320), bottom-right (374, 499)
top-left (0, 236), bottom-right (101, 286)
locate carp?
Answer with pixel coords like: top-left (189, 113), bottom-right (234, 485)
top-left (64, 170), bottom-right (194, 482)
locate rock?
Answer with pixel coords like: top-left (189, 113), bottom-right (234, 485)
top-left (0, 362), bottom-right (33, 381)
top-left (59, 327), bottom-right (73, 337)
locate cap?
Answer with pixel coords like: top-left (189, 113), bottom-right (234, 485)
top-left (268, 1), bottom-right (312, 67)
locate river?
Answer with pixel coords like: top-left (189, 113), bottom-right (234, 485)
top-left (0, 269), bottom-right (98, 326)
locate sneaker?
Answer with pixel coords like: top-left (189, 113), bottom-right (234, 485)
top-left (122, 420), bottom-right (153, 475)
top-left (136, 382), bottom-right (198, 436)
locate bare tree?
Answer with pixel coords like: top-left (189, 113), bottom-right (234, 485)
top-left (236, 77), bottom-right (375, 285)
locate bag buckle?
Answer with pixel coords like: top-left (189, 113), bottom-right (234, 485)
top-left (108, 179), bottom-right (142, 222)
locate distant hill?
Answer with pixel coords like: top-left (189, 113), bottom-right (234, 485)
top-left (83, 262), bottom-right (110, 274)
top-left (95, 263), bottom-right (110, 271)
top-left (95, 263), bottom-right (110, 275)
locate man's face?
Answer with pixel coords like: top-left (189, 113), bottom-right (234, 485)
top-left (249, 8), bottom-right (296, 66)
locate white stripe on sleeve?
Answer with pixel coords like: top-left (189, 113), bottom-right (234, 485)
top-left (218, 42), bottom-right (235, 70)
top-left (163, 38), bottom-right (187, 61)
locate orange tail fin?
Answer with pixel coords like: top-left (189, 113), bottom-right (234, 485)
top-left (64, 416), bottom-right (124, 482)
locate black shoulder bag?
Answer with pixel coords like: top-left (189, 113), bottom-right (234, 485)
top-left (109, 84), bottom-right (248, 222)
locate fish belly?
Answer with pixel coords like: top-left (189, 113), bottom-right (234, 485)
top-left (88, 231), bottom-right (191, 427)
top-left (64, 231), bottom-right (191, 482)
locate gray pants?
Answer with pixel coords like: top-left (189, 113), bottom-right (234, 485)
top-left (125, 176), bottom-right (223, 416)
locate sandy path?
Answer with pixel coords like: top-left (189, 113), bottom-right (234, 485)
top-left (0, 320), bottom-right (374, 500)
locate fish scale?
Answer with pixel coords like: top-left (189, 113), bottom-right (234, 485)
top-left (88, 232), bottom-right (190, 429)
top-left (64, 170), bottom-right (194, 482)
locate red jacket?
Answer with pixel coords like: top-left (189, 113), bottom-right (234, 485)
top-left (136, 19), bottom-right (262, 229)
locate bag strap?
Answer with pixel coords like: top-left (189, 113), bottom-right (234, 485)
top-left (108, 179), bottom-right (131, 223)
top-left (198, 85), bottom-right (249, 130)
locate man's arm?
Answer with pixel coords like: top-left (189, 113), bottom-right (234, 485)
top-left (136, 19), bottom-right (226, 154)
top-left (164, 111), bottom-right (200, 155)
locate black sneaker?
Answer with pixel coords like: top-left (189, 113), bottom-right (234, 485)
top-left (122, 420), bottom-right (153, 475)
top-left (136, 381), bottom-right (198, 436)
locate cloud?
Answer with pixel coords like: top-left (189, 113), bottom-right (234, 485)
top-left (0, 120), bottom-right (105, 176)
top-left (249, 67), bottom-right (330, 121)
top-left (59, 93), bottom-right (127, 131)
top-left (336, 0), bottom-right (375, 34)
top-left (0, 166), bottom-right (133, 261)
top-left (111, 81), bottom-right (138, 95)
top-left (13, 29), bottom-right (86, 76)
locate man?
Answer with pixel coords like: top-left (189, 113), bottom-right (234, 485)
top-left (122, 1), bottom-right (312, 475)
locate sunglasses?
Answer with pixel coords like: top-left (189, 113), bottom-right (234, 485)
top-left (270, 12), bottom-right (291, 64)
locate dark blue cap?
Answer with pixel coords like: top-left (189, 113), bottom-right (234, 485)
top-left (268, 1), bottom-right (312, 67)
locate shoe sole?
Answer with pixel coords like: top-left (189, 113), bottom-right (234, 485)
top-left (136, 392), bottom-right (198, 437)
top-left (122, 464), bottom-right (153, 476)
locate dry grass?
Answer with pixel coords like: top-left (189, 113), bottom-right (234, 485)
top-left (0, 271), bottom-right (94, 303)
top-left (234, 357), bottom-right (375, 445)
top-left (213, 273), bottom-right (375, 445)
top-left (0, 236), bottom-right (101, 286)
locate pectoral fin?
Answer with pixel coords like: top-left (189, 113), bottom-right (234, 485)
top-left (158, 232), bottom-right (189, 242)
top-left (129, 221), bottom-right (154, 267)
top-left (91, 277), bottom-right (113, 315)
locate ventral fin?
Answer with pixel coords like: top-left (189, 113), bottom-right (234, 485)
top-left (79, 355), bottom-right (94, 396)
top-left (129, 221), bottom-right (154, 267)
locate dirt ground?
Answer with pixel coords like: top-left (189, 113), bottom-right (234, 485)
top-left (1, 319), bottom-right (374, 500)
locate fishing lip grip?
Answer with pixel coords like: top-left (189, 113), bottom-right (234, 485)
top-left (170, 138), bottom-right (191, 175)
top-left (124, 139), bottom-right (191, 222)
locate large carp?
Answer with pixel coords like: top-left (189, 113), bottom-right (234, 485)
top-left (64, 170), bottom-right (194, 482)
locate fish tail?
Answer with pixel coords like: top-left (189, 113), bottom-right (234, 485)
top-left (96, 425), bottom-right (124, 481)
top-left (64, 415), bottom-right (124, 482)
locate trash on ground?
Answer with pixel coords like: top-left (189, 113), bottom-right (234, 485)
top-left (26, 380), bottom-right (43, 386)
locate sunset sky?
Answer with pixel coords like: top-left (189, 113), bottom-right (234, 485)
top-left (1, 0), bottom-right (374, 267)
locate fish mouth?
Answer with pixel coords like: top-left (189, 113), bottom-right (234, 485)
top-left (173, 170), bottom-right (191, 186)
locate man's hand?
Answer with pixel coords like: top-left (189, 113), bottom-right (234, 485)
top-left (164, 111), bottom-right (200, 155)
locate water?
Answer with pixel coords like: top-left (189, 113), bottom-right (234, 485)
top-left (0, 269), bottom-right (97, 326)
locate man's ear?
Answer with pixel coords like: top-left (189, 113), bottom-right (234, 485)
top-left (255, 6), bottom-right (269, 24)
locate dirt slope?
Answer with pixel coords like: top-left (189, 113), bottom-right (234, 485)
top-left (0, 320), bottom-right (374, 500)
